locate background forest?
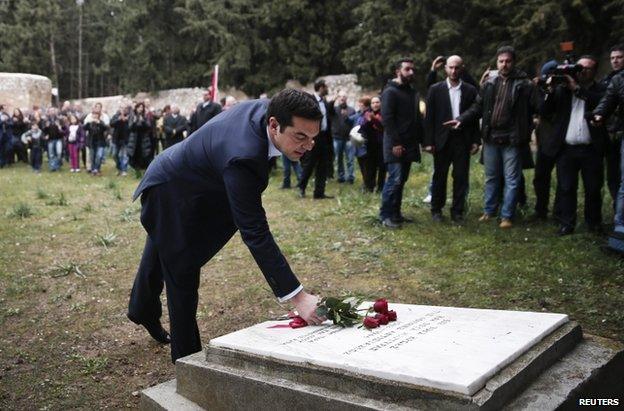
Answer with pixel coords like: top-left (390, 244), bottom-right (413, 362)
top-left (1, 0), bottom-right (623, 99)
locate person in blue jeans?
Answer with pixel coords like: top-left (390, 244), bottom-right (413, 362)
top-left (331, 91), bottom-right (356, 183)
top-left (378, 58), bottom-right (424, 228)
top-left (281, 154), bottom-right (302, 189)
top-left (447, 46), bottom-right (539, 229)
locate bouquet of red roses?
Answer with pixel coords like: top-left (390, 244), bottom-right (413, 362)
top-left (284, 296), bottom-right (397, 329)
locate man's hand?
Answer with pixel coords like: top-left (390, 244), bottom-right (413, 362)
top-left (443, 119), bottom-right (461, 129)
top-left (591, 114), bottom-right (603, 127)
top-left (564, 74), bottom-right (579, 92)
top-left (392, 145), bottom-right (406, 157)
top-left (470, 144), bottom-right (479, 155)
top-left (431, 56), bottom-right (445, 71)
top-left (290, 290), bottom-right (325, 325)
top-left (423, 145), bottom-right (434, 154)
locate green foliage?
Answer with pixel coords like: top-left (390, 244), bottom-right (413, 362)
top-left (95, 232), bottom-right (117, 248)
top-left (1, 0), bottom-right (623, 97)
top-left (9, 202), bottom-right (33, 219)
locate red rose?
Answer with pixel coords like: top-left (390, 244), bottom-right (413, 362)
top-left (387, 310), bottom-right (397, 321)
top-left (363, 316), bottom-right (380, 329)
top-left (373, 298), bottom-right (389, 314)
top-left (289, 316), bottom-right (308, 329)
top-left (375, 313), bottom-right (389, 325)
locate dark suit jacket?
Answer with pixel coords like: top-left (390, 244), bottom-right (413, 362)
top-left (163, 114), bottom-right (188, 142)
top-left (189, 101), bottom-right (222, 133)
top-left (540, 82), bottom-right (608, 158)
top-left (133, 100), bottom-right (300, 299)
top-left (424, 80), bottom-right (480, 150)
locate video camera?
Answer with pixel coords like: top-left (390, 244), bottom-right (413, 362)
top-left (545, 41), bottom-right (582, 85)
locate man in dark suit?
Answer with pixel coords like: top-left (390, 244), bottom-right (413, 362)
top-left (423, 55), bottom-right (480, 222)
top-left (127, 89), bottom-right (326, 362)
top-left (162, 105), bottom-right (188, 148)
top-left (541, 55), bottom-right (607, 235)
top-left (298, 80), bottom-right (334, 199)
top-left (189, 87), bottom-right (222, 134)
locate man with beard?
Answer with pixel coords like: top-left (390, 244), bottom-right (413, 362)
top-left (446, 46), bottom-right (540, 229)
top-left (379, 58), bottom-right (424, 228)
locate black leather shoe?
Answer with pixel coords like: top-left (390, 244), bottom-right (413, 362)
top-left (381, 218), bottom-right (401, 229)
top-left (557, 225), bottom-right (574, 236)
top-left (127, 313), bottom-right (171, 344)
top-left (451, 214), bottom-right (464, 223)
top-left (313, 194), bottom-right (334, 199)
top-left (432, 213), bottom-right (443, 222)
top-left (397, 215), bottom-right (414, 223)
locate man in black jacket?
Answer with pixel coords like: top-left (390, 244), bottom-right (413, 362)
top-left (600, 45), bottom-right (624, 205)
top-left (423, 55), bottom-right (480, 222)
top-left (447, 46), bottom-right (539, 229)
top-left (298, 80), bottom-right (334, 199)
top-left (163, 105), bottom-right (188, 149)
top-left (594, 70), bottom-right (624, 233)
top-left (110, 105), bottom-right (132, 176)
top-left (379, 57), bottom-right (424, 228)
top-left (542, 56), bottom-right (607, 235)
top-left (189, 87), bottom-right (222, 134)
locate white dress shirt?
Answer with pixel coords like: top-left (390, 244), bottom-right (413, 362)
top-left (565, 95), bottom-right (591, 145)
top-left (447, 78), bottom-right (462, 119)
top-left (315, 93), bottom-right (328, 131)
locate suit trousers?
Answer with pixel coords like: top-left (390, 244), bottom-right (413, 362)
top-left (556, 144), bottom-right (603, 229)
top-left (533, 149), bottom-right (561, 217)
top-left (605, 133), bottom-right (622, 207)
top-left (299, 131), bottom-right (331, 196)
top-left (430, 134), bottom-right (470, 217)
top-left (129, 236), bottom-right (202, 363)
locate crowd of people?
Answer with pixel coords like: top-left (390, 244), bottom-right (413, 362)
top-left (1, 44), bottom-right (624, 240)
top-left (0, 87), bottom-right (233, 175)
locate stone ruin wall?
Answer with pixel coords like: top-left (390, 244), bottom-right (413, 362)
top-left (0, 73), bottom-right (52, 112)
top-left (1, 72), bottom-right (371, 116)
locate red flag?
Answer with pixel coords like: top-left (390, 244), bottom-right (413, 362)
top-left (210, 65), bottom-right (219, 103)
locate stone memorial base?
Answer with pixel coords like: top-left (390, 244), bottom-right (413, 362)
top-left (140, 305), bottom-right (623, 410)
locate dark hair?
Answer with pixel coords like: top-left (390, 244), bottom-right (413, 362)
top-left (134, 102), bottom-right (145, 113)
top-left (358, 96), bottom-right (372, 108)
top-left (579, 54), bottom-right (599, 70)
top-left (394, 57), bottom-right (414, 71)
top-left (267, 89), bottom-right (323, 132)
top-left (496, 46), bottom-right (516, 61)
top-left (610, 44), bottom-right (624, 54)
top-left (314, 80), bottom-right (326, 92)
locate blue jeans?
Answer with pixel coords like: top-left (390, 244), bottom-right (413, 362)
top-left (90, 146), bottom-right (106, 173)
top-left (614, 139), bottom-right (624, 231)
top-left (483, 143), bottom-right (522, 219)
top-left (379, 161), bottom-right (411, 221)
top-left (333, 139), bottom-right (355, 182)
top-left (47, 139), bottom-right (63, 171)
top-left (282, 154), bottom-right (302, 188)
top-left (113, 144), bottom-right (129, 172)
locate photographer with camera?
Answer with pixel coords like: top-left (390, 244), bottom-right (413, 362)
top-left (541, 55), bottom-right (607, 236)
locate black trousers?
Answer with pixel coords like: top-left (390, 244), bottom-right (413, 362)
top-left (299, 131), bottom-right (331, 197)
top-left (605, 133), bottom-right (622, 206)
top-left (359, 148), bottom-right (386, 193)
top-left (129, 236), bottom-right (202, 363)
top-left (533, 149), bottom-right (561, 217)
top-left (556, 144), bottom-right (604, 229)
top-left (430, 135), bottom-right (470, 217)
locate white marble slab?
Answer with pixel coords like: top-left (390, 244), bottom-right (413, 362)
top-left (209, 304), bottom-right (568, 396)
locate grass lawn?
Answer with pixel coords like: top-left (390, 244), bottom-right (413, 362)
top-left (0, 154), bottom-right (623, 409)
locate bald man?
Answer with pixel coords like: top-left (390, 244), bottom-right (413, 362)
top-left (423, 55), bottom-right (480, 222)
top-left (163, 105), bottom-right (188, 148)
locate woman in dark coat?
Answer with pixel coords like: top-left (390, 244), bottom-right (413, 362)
top-left (10, 108), bottom-right (29, 164)
top-left (127, 102), bottom-right (154, 170)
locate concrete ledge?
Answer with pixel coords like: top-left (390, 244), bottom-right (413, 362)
top-left (140, 379), bottom-right (203, 411)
